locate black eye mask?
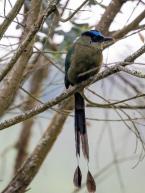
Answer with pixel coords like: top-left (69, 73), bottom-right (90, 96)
top-left (91, 35), bottom-right (104, 42)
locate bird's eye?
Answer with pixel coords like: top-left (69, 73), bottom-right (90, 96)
top-left (91, 36), bottom-right (103, 42)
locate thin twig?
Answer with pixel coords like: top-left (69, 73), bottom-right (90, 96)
top-left (60, 0), bottom-right (89, 22)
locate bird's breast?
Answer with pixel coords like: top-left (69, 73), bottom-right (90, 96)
top-left (67, 43), bottom-right (103, 84)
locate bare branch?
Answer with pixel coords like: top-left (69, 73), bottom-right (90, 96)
top-left (0, 2), bottom-right (56, 81)
top-left (0, 0), bottom-right (25, 40)
top-left (113, 10), bottom-right (145, 39)
top-left (14, 56), bottom-right (48, 174)
top-left (85, 92), bottom-right (145, 108)
top-left (117, 66), bottom-right (145, 78)
top-left (1, 99), bottom-right (73, 193)
top-left (96, 0), bottom-right (126, 33)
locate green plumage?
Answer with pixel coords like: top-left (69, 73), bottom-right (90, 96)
top-left (65, 35), bottom-right (103, 88)
top-left (64, 46), bottom-right (74, 89)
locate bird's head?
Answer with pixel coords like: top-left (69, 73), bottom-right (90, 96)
top-left (81, 30), bottom-right (113, 50)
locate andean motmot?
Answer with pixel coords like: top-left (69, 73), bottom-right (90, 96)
top-left (64, 30), bottom-right (112, 192)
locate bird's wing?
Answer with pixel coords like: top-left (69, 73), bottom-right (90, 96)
top-left (64, 46), bottom-right (74, 88)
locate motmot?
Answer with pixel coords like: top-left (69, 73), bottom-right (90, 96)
top-left (64, 30), bottom-right (112, 191)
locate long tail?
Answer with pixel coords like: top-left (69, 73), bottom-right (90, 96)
top-left (74, 92), bottom-right (89, 160)
top-left (74, 93), bottom-right (96, 192)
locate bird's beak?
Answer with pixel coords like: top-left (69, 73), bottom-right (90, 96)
top-left (103, 36), bottom-right (113, 41)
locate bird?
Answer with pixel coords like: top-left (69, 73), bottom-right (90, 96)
top-left (64, 30), bottom-right (112, 192)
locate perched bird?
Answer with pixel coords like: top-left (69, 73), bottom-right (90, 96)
top-left (64, 30), bottom-right (112, 191)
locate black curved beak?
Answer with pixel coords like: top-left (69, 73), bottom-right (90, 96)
top-left (103, 36), bottom-right (113, 41)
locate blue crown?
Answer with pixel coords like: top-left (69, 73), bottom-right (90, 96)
top-left (81, 30), bottom-right (103, 38)
top-left (81, 30), bottom-right (113, 42)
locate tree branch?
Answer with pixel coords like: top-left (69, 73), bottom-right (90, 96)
top-left (0, 43), bottom-right (145, 130)
top-left (0, 1), bottom-right (56, 81)
top-left (96, 0), bottom-right (126, 34)
top-left (0, 0), bottom-right (25, 40)
top-left (1, 99), bottom-right (73, 193)
top-left (113, 10), bottom-right (145, 39)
